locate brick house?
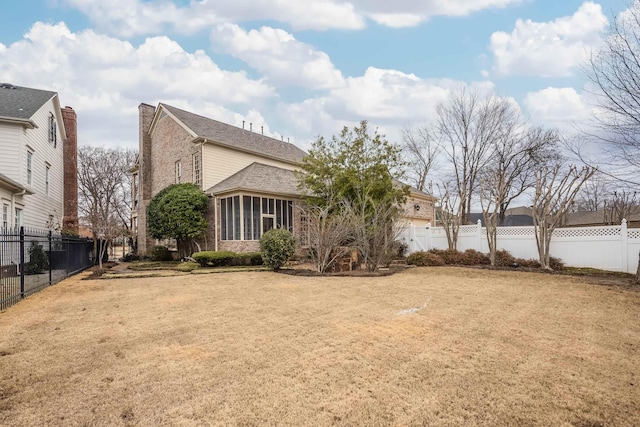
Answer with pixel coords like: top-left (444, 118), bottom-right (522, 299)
top-left (0, 83), bottom-right (78, 232)
top-left (132, 102), bottom-right (436, 255)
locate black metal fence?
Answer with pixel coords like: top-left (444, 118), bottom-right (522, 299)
top-left (0, 227), bottom-right (94, 311)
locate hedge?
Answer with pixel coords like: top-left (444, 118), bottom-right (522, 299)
top-left (192, 251), bottom-right (264, 267)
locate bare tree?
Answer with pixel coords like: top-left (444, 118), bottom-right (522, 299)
top-left (574, 174), bottom-right (611, 212)
top-left (604, 190), bottom-right (639, 224)
top-left (436, 88), bottom-right (518, 226)
top-left (346, 192), bottom-right (405, 272)
top-left (531, 165), bottom-right (596, 270)
top-left (78, 146), bottom-right (137, 269)
top-left (435, 182), bottom-right (460, 250)
top-left (479, 127), bottom-right (560, 265)
top-left (302, 202), bottom-right (353, 274)
top-left (586, 2), bottom-right (640, 184)
top-left (402, 125), bottom-right (439, 192)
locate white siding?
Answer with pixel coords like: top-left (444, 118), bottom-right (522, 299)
top-left (0, 124), bottom-right (22, 181)
top-left (20, 98), bottom-right (64, 229)
top-left (202, 144), bottom-right (298, 190)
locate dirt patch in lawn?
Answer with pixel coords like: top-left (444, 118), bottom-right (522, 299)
top-left (1, 267), bottom-right (639, 426)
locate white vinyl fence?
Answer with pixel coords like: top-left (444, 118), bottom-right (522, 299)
top-left (400, 219), bottom-right (640, 274)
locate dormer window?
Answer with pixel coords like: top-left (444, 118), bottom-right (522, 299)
top-left (49, 113), bottom-right (57, 147)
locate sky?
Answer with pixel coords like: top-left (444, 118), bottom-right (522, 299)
top-left (0, 0), bottom-right (627, 152)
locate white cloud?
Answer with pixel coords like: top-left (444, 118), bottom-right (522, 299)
top-left (368, 13), bottom-right (423, 28)
top-left (210, 24), bottom-right (344, 90)
top-left (62, 0), bottom-right (522, 35)
top-left (0, 22), bottom-right (275, 148)
top-left (524, 87), bottom-right (592, 130)
top-left (63, 0), bottom-right (365, 35)
top-left (490, 1), bottom-right (608, 77)
top-left (280, 67), bottom-right (496, 145)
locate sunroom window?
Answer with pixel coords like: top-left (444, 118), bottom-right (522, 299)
top-left (220, 195), bottom-right (293, 241)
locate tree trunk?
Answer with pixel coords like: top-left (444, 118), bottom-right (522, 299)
top-left (636, 251), bottom-right (640, 284)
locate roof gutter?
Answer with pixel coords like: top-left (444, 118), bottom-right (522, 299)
top-left (0, 116), bottom-right (37, 129)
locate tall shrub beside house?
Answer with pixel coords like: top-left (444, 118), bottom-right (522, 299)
top-left (298, 120), bottom-right (408, 272)
top-left (147, 183), bottom-right (208, 258)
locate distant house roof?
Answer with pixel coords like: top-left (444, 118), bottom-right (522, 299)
top-left (469, 213), bottom-right (534, 227)
top-left (206, 163), bottom-right (302, 197)
top-left (159, 103), bottom-right (307, 164)
top-left (393, 179), bottom-right (437, 200)
top-left (0, 83), bottom-right (56, 125)
top-left (565, 208), bottom-right (640, 226)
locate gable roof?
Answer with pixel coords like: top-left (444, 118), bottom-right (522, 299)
top-left (159, 103), bottom-right (306, 164)
top-left (206, 163), bottom-right (302, 197)
top-left (0, 84), bottom-right (57, 125)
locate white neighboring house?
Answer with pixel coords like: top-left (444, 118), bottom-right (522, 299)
top-left (0, 83), bottom-right (78, 232)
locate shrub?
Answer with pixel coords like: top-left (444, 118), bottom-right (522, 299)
top-left (260, 229), bottom-right (295, 271)
top-left (407, 251), bottom-right (445, 266)
top-left (121, 253), bottom-right (140, 262)
top-left (461, 249), bottom-right (490, 265)
top-left (26, 241), bottom-right (49, 275)
top-left (549, 256), bottom-right (565, 271)
top-left (150, 245), bottom-right (173, 261)
top-left (493, 249), bottom-right (516, 267)
top-left (515, 258), bottom-right (541, 268)
top-left (429, 249), bottom-right (464, 265)
top-left (230, 252), bottom-right (263, 266)
top-left (192, 251), bottom-right (236, 267)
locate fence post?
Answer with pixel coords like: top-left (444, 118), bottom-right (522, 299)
top-left (425, 222), bottom-right (431, 250)
top-left (477, 219), bottom-right (483, 251)
top-left (621, 219), bottom-right (628, 273)
top-left (409, 223), bottom-right (416, 253)
top-left (19, 226), bottom-right (24, 298)
top-left (48, 230), bottom-right (52, 286)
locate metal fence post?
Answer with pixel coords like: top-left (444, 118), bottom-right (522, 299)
top-left (19, 226), bottom-right (25, 298)
top-left (48, 230), bottom-right (53, 286)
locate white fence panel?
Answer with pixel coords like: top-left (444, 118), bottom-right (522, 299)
top-left (403, 219), bottom-right (640, 274)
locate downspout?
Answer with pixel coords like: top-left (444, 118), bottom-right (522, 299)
top-left (214, 195), bottom-right (218, 252)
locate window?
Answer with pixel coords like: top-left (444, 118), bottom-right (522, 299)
top-left (45, 164), bottom-right (50, 195)
top-left (2, 204), bottom-right (8, 229)
top-left (220, 195), bottom-right (294, 241)
top-left (299, 212), bottom-right (309, 247)
top-left (133, 173), bottom-right (139, 208)
top-left (175, 161), bottom-right (182, 183)
top-left (14, 208), bottom-right (22, 228)
top-left (27, 151), bottom-right (33, 185)
top-left (193, 153), bottom-right (201, 186)
top-left (49, 113), bottom-right (57, 147)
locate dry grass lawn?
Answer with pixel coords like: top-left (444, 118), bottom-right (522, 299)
top-left (0, 267), bottom-right (639, 426)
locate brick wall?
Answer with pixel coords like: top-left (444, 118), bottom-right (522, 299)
top-left (61, 106), bottom-right (78, 233)
top-left (402, 196), bottom-right (436, 224)
top-left (149, 113), bottom-right (200, 195)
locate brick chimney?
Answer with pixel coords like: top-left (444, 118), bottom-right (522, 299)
top-left (61, 106), bottom-right (79, 233)
top-left (136, 103), bottom-right (156, 255)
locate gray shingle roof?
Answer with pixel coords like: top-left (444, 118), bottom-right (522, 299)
top-left (206, 163), bottom-right (302, 197)
top-left (161, 103), bottom-right (306, 164)
top-left (0, 84), bottom-right (56, 121)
